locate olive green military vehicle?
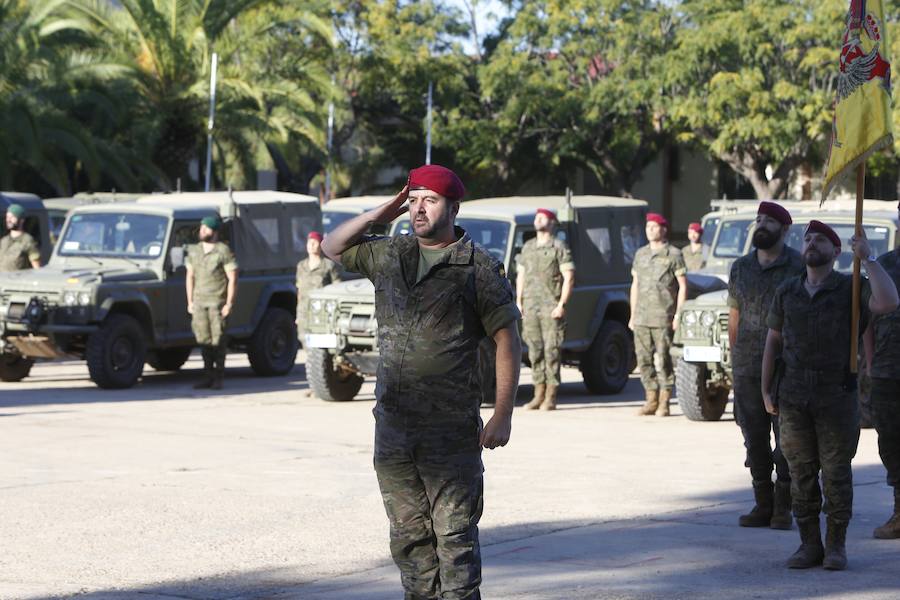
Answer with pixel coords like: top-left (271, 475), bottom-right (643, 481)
top-left (0, 191), bottom-right (320, 387)
top-left (1, 192), bottom-right (53, 265)
top-left (673, 200), bottom-right (900, 421)
top-left (303, 195), bottom-right (650, 401)
top-left (323, 196), bottom-right (393, 235)
top-left (44, 193), bottom-right (141, 246)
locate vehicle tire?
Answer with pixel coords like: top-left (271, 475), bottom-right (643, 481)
top-left (581, 320), bottom-right (633, 395)
top-left (146, 347), bottom-right (193, 372)
top-left (86, 314), bottom-right (147, 389)
top-left (0, 352), bottom-right (34, 382)
top-left (307, 347), bottom-right (363, 402)
top-left (247, 307), bottom-right (299, 376)
top-left (676, 358), bottom-right (729, 421)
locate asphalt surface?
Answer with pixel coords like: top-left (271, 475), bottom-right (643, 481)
top-left (2, 352), bottom-right (898, 599)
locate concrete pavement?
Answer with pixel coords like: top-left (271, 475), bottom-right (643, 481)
top-left (1, 353), bottom-right (897, 599)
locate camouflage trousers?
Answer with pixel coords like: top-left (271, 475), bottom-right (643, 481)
top-left (778, 394), bottom-right (860, 522)
top-left (374, 410), bottom-right (484, 600)
top-left (633, 325), bottom-right (674, 391)
top-left (191, 303), bottom-right (228, 347)
top-left (871, 378), bottom-right (900, 489)
top-left (523, 305), bottom-right (565, 387)
top-left (733, 375), bottom-right (790, 483)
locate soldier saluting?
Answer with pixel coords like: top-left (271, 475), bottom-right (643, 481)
top-left (762, 220), bottom-right (898, 570)
top-left (322, 165), bottom-right (522, 599)
top-left (0, 204), bottom-right (41, 272)
top-left (186, 215), bottom-right (238, 390)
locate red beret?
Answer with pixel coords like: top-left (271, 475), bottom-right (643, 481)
top-left (757, 201), bottom-right (792, 225)
top-left (536, 208), bottom-right (557, 221)
top-left (408, 165), bottom-right (466, 200)
top-left (688, 222), bottom-right (703, 234)
top-left (308, 231), bottom-right (323, 242)
top-left (646, 212), bottom-right (669, 228)
top-left (805, 220), bottom-right (841, 248)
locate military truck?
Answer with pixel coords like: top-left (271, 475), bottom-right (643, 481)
top-left (44, 193), bottom-right (141, 246)
top-left (1, 192), bottom-right (53, 265)
top-left (0, 191), bottom-right (320, 387)
top-left (322, 196), bottom-right (392, 235)
top-left (673, 201), bottom-right (900, 421)
top-left (303, 195), bottom-right (650, 401)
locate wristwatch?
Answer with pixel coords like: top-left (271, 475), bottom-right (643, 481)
top-left (864, 253), bottom-right (877, 265)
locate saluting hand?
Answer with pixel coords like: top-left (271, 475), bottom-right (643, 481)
top-left (480, 414), bottom-right (511, 449)
top-left (372, 185), bottom-right (410, 225)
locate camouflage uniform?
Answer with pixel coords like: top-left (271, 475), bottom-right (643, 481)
top-left (767, 271), bottom-right (869, 528)
top-left (295, 257), bottom-right (340, 335)
top-left (517, 237), bottom-right (574, 388)
top-left (728, 247), bottom-right (804, 491)
top-left (682, 244), bottom-right (705, 272)
top-left (631, 244), bottom-right (686, 391)
top-left (0, 232), bottom-right (40, 272)
top-left (342, 227), bottom-right (520, 600)
top-left (869, 250), bottom-right (900, 511)
top-left (187, 242), bottom-right (238, 379)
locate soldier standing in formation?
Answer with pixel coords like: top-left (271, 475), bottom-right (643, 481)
top-left (763, 220), bottom-right (898, 570)
top-left (186, 215), bottom-right (239, 390)
top-left (517, 208), bottom-right (575, 411)
top-left (630, 213), bottom-right (687, 417)
top-left (322, 164), bottom-right (521, 599)
top-left (863, 202), bottom-right (900, 540)
top-left (0, 204), bottom-right (41, 272)
top-left (727, 202), bottom-right (803, 530)
top-left (295, 230), bottom-right (341, 337)
top-left (682, 222), bottom-right (706, 272)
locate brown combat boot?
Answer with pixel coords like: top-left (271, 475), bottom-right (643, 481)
top-left (524, 384), bottom-right (546, 410)
top-left (823, 518), bottom-right (848, 570)
top-left (739, 480), bottom-right (774, 527)
top-left (786, 517), bottom-right (824, 569)
top-left (637, 389), bottom-right (659, 416)
top-left (770, 481), bottom-right (793, 530)
top-left (541, 385), bottom-right (558, 411)
top-left (873, 489), bottom-right (900, 539)
top-left (655, 388), bottom-right (672, 417)
top-left (193, 348), bottom-right (214, 389)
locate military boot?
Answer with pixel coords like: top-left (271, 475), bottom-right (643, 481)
top-left (873, 488), bottom-right (900, 539)
top-left (786, 517), bottom-right (824, 569)
top-left (524, 384), bottom-right (546, 410)
top-left (739, 480), bottom-right (774, 527)
top-left (823, 518), bottom-right (848, 570)
top-left (210, 347), bottom-right (225, 390)
top-left (655, 388), bottom-right (672, 417)
top-left (193, 348), bottom-right (214, 389)
top-left (770, 481), bottom-right (793, 530)
top-left (541, 385), bottom-right (558, 411)
top-left (637, 389), bottom-right (659, 416)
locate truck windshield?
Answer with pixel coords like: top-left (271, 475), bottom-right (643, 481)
top-left (712, 218), bottom-right (753, 258)
top-left (393, 218), bottom-right (511, 262)
top-left (786, 222), bottom-right (892, 273)
top-left (59, 213), bottom-right (168, 259)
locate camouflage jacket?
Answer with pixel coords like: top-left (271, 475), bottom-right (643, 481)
top-left (767, 270), bottom-right (870, 406)
top-left (296, 257), bottom-right (340, 300)
top-left (517, 237), bottom-right (574, 308)
top-left (870, 249), bottom-right (900, 379)
top-left (0, 232), bottom-right (40, 272)
top-left (342, 226), bottom-right (521, 419)
top-left (727, 246), bottom-right (804, 377)
top-left (631, 243), bottom-right (686, 328)
top-left (187, 242), bottom-right (238, 305)
top-left (681, 244), bottom-right (705, 272)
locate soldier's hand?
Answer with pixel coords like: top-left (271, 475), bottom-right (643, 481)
top-left (221, 303), bottom-right (232, 317)
top-left (187, 302), bottom-right (194, 315)
top-left (372, 185), bottom-right (409, 225)
top-left (551, 305), bottom-right (565, 320)
top-left (480, 414), bottom-right (511, 449)
top-left (627, 318), bottom-right (634, 331)
top-left (763, 391), bottom-right (778, 416)
top-left (672, 318), bottom-right (679, 332)
top-left (851, 231), bottom-right (872, 261)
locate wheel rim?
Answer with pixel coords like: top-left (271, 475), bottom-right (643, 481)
top-left (111, 336), bottom-right (136, 371)
top-left (603, 336), bottom-right (625, 376)
top-left (268, 325), bottom-right (290, 360)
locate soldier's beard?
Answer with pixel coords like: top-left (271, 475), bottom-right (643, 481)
top-left (804, 249), bottom-right (832, 267)
top-left (752, 228), bottom-right (779, 250)
top-left (413, 210), bottom-right (451, 239)
top-left (199, 231), bottom-right (215, 243)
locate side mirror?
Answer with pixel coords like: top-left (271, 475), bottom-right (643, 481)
top-left (169, 246), bottom-right (185, 270)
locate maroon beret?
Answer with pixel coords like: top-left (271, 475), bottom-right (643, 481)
top-left (308, 231), bottom-right (323, 242)
top-left (408, 165), bottom-right (466, 200)
top-left (688, 222), bottom-right (703, 234)
top-left (757, 201), bottom-right (792, 225)
top-left (536, 208), bottom-right (557, 221)
top-left (805, 220), bottom-right (841, 248)
top-left (646, 212), bottom-right (669, 228)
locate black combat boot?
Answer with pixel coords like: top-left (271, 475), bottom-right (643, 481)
top-left (823, 518), bottom-right (848, 570)
top-left (770, 481), bottom-right (793, 530)
top-left (739, 480), bottom-right (774, 527)
top-left (786, 516), bottom-right (824, 569)
top-left (873, 488), bottom-right (900, 539)
top-left (193, 347), bottom-right (214, 389)
top-left (210, 347), bottom-right (225, 390)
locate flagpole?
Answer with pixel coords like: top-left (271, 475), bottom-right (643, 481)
top-left (851, 162), bottom-right (864, 373)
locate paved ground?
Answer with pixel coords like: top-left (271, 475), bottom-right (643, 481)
top-left (1, 353), bottom-right (898, 600)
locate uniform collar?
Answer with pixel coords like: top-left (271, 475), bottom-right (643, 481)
top-left (754, 244), bottom-right (793, 271)
top-left (794, 268), bottom-right (843, 295)
top-left (398, 226), bottom-right (473, 287)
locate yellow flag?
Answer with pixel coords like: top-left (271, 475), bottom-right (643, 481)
top-left (822, 0), bottom-right (893, 202)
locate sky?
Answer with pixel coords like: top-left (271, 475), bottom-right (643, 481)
top-left (446, 0), bottom-right (511, 53)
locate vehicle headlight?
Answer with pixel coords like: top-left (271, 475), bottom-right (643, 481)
top-left (63, 291), bottom-right (78, 306)
top-left (78, 292), bottom-right (92, 305)
top-left (325, 300), bottom-right (337, 314)
top-left (700, 311), bottom-right (716, 327)
top-left (683, 310), bottom-right (698, 326)
top-left (311, 299), bottom-right (323, 313)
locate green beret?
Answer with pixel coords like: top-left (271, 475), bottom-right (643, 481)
top-left (6, 203), bottom-right (25, 218)
top-left (201, 215), bottom-right (221, 230)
